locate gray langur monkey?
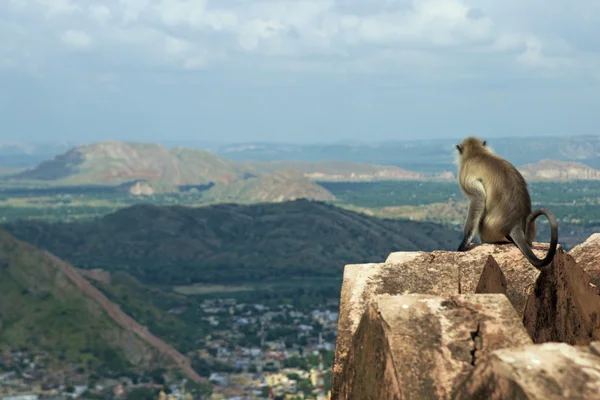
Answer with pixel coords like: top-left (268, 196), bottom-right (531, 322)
top-left (455, 137), bottom-right (559, 269)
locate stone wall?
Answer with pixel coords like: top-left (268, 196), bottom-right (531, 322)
top-left (331, 238), bottom-right (600, 399)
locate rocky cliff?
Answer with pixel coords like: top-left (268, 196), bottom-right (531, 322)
top-left (331, 236), bottom-right (600, 399)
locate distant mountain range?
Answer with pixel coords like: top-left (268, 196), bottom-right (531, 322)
top-left (2, 200), bottom-right (459, 286)
top-left (8, 142), bottom-right (248, 185)
top-left (0, 142), bottom-right (79, 168)
top-left (214, 136), bottom-right (600, 172)
top-left (4, 137), bottom-right (600, 198)
top-left (0, 229), bottom-right (201, 381)
top-left (2, 141), bottom-right (426, 201)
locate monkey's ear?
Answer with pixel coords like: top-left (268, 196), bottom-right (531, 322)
top-left (455, 144), bottom-right (463, 154)
top-left (482, 140), bottom-right (487, 147)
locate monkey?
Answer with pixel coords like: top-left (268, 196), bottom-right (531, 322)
top-left (455, 137), bottom-right (558, 269)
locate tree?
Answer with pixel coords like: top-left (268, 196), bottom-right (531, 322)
top-left (150, 368), bottom-right (166, 385)
top-left (297, 379), bottom-right (314, 397)
top-left (185, 381), bottom-right (213, 398)
top-left (192, 357), bottom-right (212, 377)
top-left (126, 387), bottom-right (157, 400)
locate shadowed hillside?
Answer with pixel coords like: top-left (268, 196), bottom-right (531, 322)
top-left (3, 200), bottom-right (459, 285)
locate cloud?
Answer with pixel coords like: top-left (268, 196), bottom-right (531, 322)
top-left (38, 0), bottom-right (79, 17)
top-left (0, 0), bottom-right (598, 80)
top-left (60, 30), bottom-right (91, 50)
top-left (89, 5), bottom-right (111, 24)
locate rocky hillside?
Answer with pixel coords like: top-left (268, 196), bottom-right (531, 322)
top-left (2, 200), bottom-right (459, 286)
top-left (9, 142), bottom-right (247, 185)
top-left (6, 141), bottom-right (426, 188)
top-left (519, 159), bottom-right (600, 181)
top-left (0, 229), bottom-right (201, 381)
top-left (202, 170), bottom-right (336, 203)
top-left (245, 161), bottom-right (422, 181)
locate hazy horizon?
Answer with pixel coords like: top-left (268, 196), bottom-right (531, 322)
top-left (1, 1), bottom-right (599, 143)
top-left (3, 133), bottom-right (600, 149)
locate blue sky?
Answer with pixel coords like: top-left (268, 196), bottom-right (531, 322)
top-left (1, 0), bottom-right (599, 144)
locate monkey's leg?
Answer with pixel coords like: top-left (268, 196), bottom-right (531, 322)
top-left (479, 214), bottom-right (511, 244)
top-left (457, 184), bottom-right (486, 252)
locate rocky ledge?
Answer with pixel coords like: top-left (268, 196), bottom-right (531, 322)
top-left (331, 235), bottom-right (600, 399)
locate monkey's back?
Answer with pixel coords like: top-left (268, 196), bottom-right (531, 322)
top-left (461, 151), bottom-right (532, 232)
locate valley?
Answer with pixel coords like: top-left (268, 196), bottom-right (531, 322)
top-left (3, 139), bottom-right (600, 399)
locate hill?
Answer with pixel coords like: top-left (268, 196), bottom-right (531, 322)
top-left (0, 229), bottom-right (202, 380)
top-left (2, 200), bottom-right (459, 285)
top-left (9, 136), bottom-right (600, 182)
top-left (7, 141), bottom-right (428, 186)
top-left (245, 161), bottom-right (423, 181)
top-left (518, 159), bottom-right (600, 181)
top-left (202, 171), bottom-right (336, 203)
top-left (8, 141), bottom-right (248, 185)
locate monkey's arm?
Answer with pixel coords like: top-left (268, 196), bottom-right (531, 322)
top-left (457, 180), bottom-right (486, 252)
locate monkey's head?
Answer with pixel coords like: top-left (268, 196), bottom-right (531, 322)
top-left (455, 137), bottom-right (488, 157)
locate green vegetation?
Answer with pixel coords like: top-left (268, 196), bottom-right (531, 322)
top-left (91, 272), bottom-right (208, 354)
top-left (0, 183), bottom-right (213, 223)
top-left (125, 387), bottom-right (159, 400)
top-left (321, 180), bottom-right (600, 250)
top-left (320, 181), bottom-right (461, 207)
top-left (3, 200), bottom-right (459, 286)
top-left (2, 179), bottom-right (599, 255)
top-left (0, 230), bottom-right (157, 376)
top-left (1, 170), bottom-right (599, 395)
top-left (0, 175), bottom-right (334, 223)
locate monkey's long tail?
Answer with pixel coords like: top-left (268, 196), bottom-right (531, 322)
top-left (511, 208), bottom-right (559, 269)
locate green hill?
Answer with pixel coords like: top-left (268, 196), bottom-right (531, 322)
top-left (2, 200), bottom-right (459, 286)
top-left (0, 229), bottom-right (164, 376)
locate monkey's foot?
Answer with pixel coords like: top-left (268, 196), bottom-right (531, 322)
top-left (457, 242), bottom-right (469, 252)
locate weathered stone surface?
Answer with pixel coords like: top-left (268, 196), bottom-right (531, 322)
top-left (332, 243), bottom-right (556, 397)
top-left (568, 233), bottom-right (600, 288)
top-left (475, 255), bottom-right (507, 295)
top-left (336, 294), bottom-right (533, 400)
top-left (453, 342), bottom-right (600, 399)
top-left (384, 242), bottom-right (558, 316)
top-left (523, 251), bottom-right (600, 345)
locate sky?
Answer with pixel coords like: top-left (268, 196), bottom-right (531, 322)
top-left (1, 0), bottom-right (599, 144)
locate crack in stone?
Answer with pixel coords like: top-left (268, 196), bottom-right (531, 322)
top-left (470, 322), bottom-right (482, 366)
